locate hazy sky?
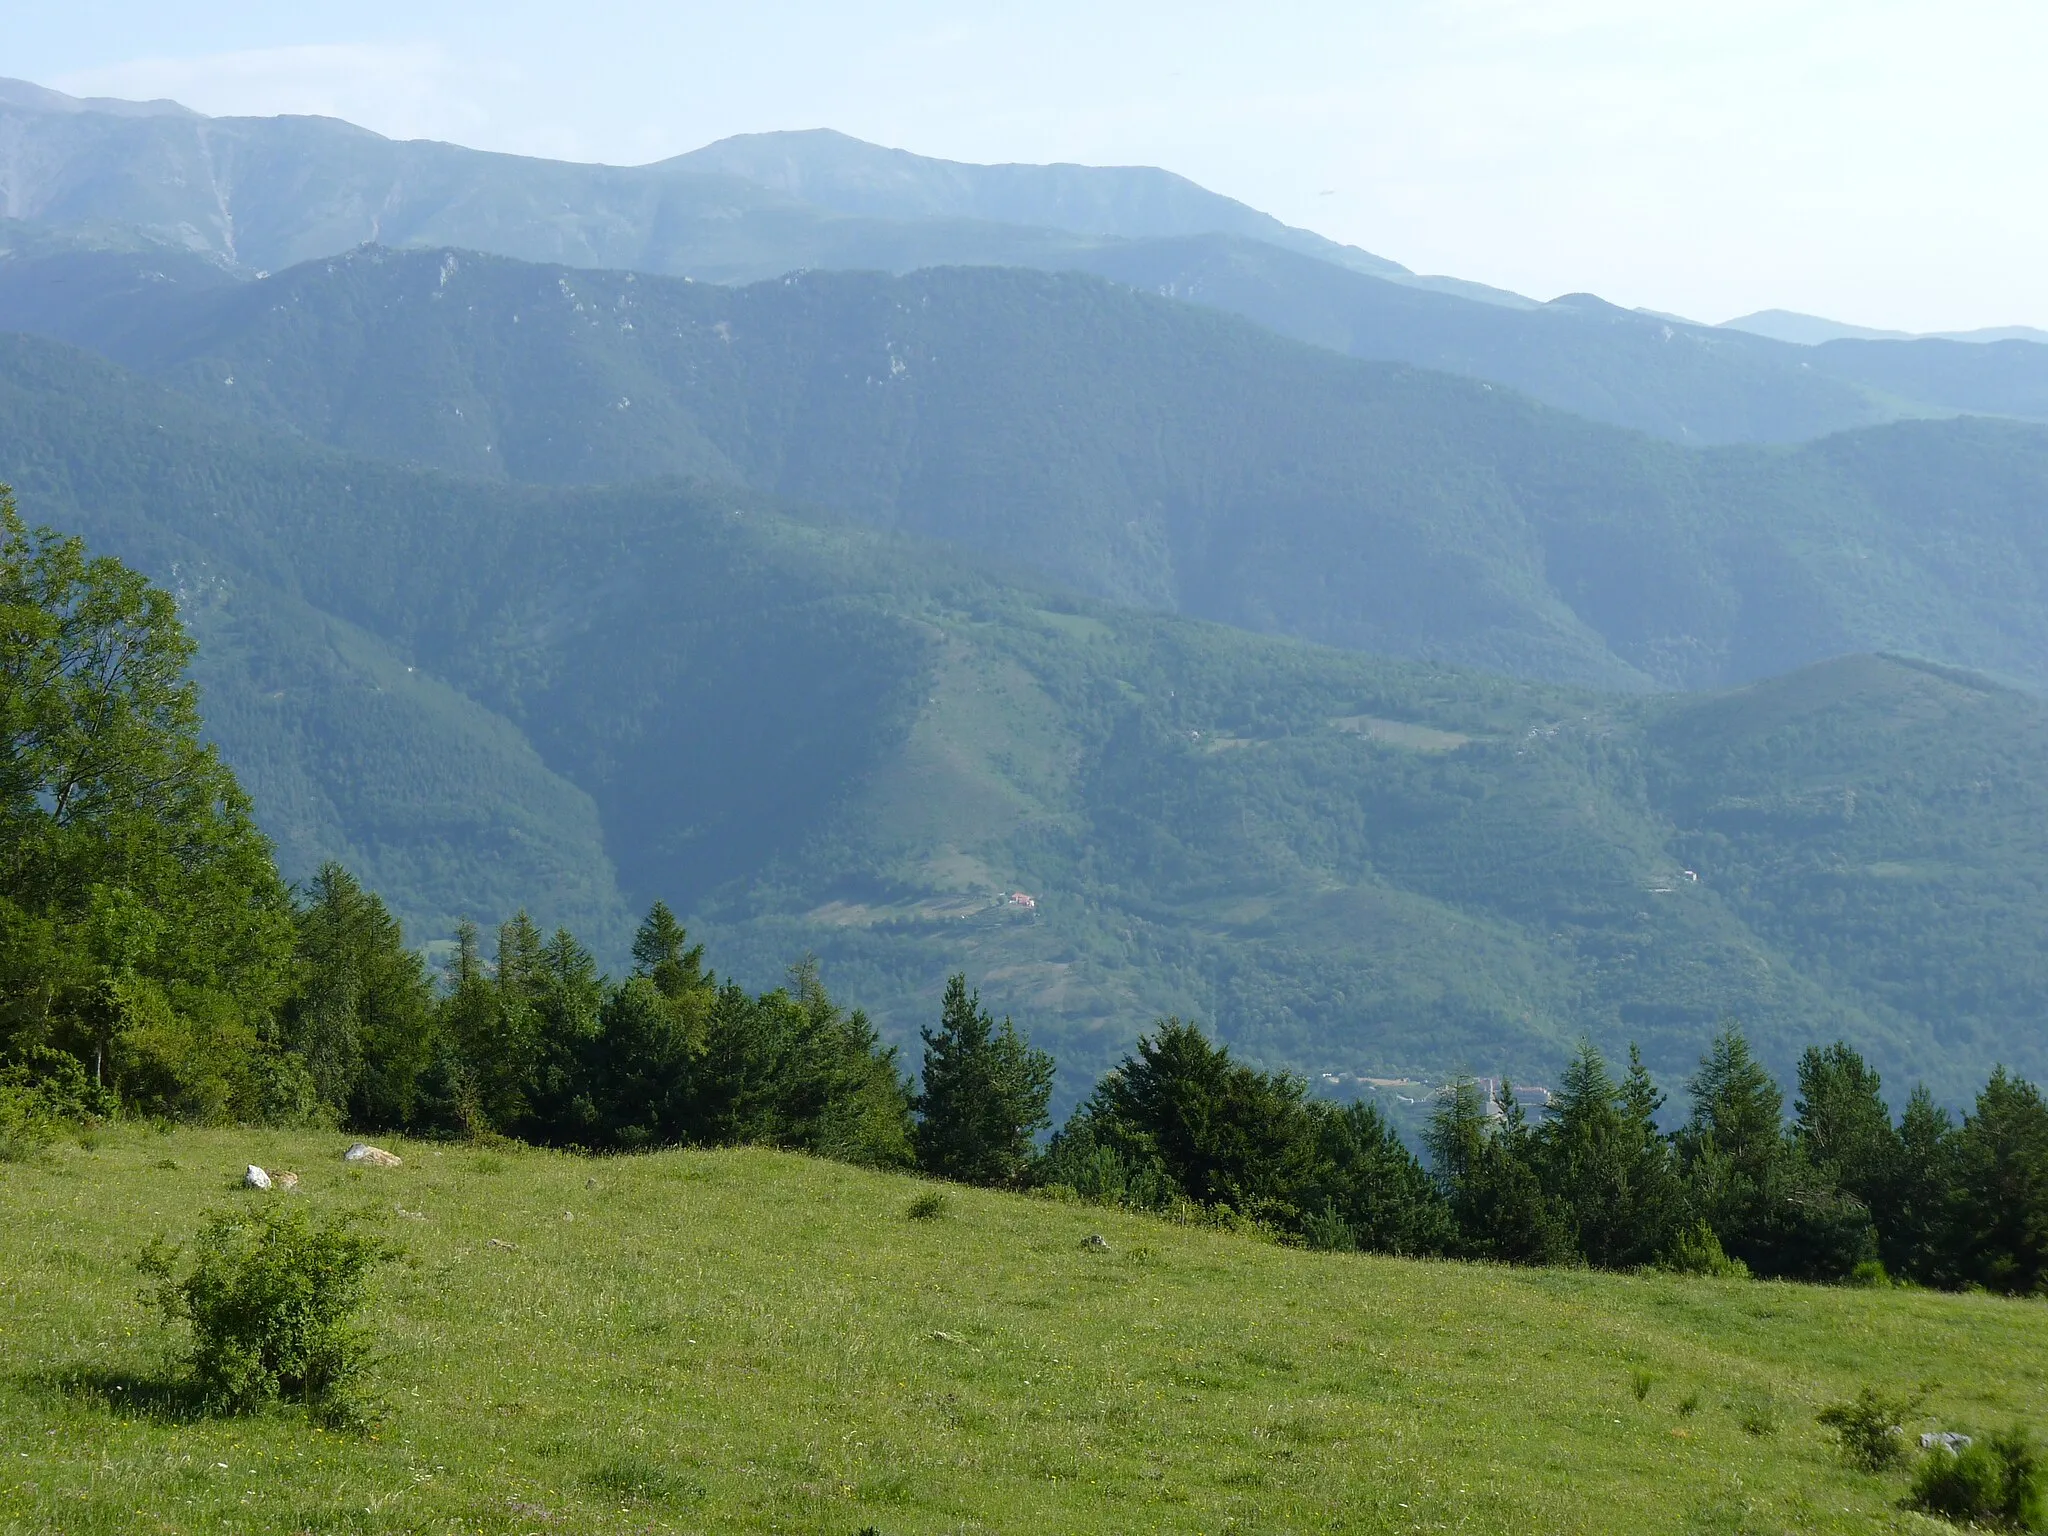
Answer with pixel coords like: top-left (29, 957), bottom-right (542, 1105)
top-left (11, 1), bottom-right (2044, 331)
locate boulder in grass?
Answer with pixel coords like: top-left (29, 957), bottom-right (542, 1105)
top-left (243, 1165), bottom-right (272, 1189)
top-left (343, 1143), bottom-right (402, 1167)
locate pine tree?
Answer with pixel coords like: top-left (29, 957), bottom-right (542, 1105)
top-left (520, 926), bottom-right (606, 1143)
top-left (1312, 1098), bottom-right (1452, 1256)
top-left (1685, 1028), bottom-right (1786, 1185)
top-left (1683, 1028), bottom-right (1873, 1280)
top-left (632, 901), bottom-right (706, 1000)
top-left (914, 974), bottom-right (1055, 1186)
top-left (1883, 1085), bottom-right (1960, 1285)
top-left (1540, 1042), bottom-right (1679, 1269)
top-left (1429, 1076), bottom-right (1574, 1264)
top-left (278, 863), bottom-right (434, 1127)
top-left (1953, 1068), bottom-right (2048, 1295)
top-left (1794, 1042), bottom-right (1899, 1209)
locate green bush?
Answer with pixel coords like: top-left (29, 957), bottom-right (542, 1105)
top-left (0, 1085), bottom-right (57, 1162)
top-left (905, 1190), bottom-right (949, 1221)
top-left (1910, 1429), bottom-right (2046, 1531)
top-left (1302, 1206), bottom-right (1358, 1252)
top-left (1659, 1222), bottom-right (1751, 1279)
top-left (1817, 1386), bottom-right (1923, 1470)
top-left (138, 1204), bottom-right (396, 1424)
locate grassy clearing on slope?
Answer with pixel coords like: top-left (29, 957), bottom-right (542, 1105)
top-left (3, 1127), bottom-right (2043, 1535)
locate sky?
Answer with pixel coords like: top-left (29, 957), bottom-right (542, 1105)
top-left (8, 0), bottom-right (2044, 332)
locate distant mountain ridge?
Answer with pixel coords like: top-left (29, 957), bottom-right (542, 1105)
top-left (5, 78), bottom-right (2047, 446)
top-left (671, 127), bottom-right (1528, 307)
top-left (1723, 308), bottom-right (2048, 346)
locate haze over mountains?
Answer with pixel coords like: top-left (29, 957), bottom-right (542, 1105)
top-left (3, 76), bottom-right (2047, 1105)
top-left (6, 79), bottom-right (2048, 446)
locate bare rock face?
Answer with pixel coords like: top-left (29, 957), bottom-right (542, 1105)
top-left (343, 1143), bottom-right (402, 1168)
top-left (243, 1165), bottom-right (272, 1189)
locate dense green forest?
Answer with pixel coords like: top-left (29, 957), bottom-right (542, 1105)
top-left (12, 247), bottom-right (2048, 695)
top-left (5, 333), bottom-right (2048, 1106)
top-left (7, 501), bottom-right (2046, 1303)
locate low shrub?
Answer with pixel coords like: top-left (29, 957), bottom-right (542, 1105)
top-left (1302, 1206), bottom-right (1358, 1252)
top-left (1630, 1370), bottom-right (1655, 1403)
top-left (1732, 1387), bottom-right (1781, 1438)
top-left (905, 1190), bottom-right (949, 1221)
top-left (1817, 1385), bottom-right (1924, 1470)
top-left (1, 1048), bottom-right (115, 1161)
top-left (0, 1085), bottom-right (57, 1162)
top-left (138, 1203), bottom-right (397, 1425)
top-left (1659, 1223), bottom-right (1751, 1279)
top-left (1910, 1428), bottom-right (2046, 1531)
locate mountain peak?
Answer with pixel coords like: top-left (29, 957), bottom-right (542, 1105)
top-left (0, 76), bottom-right (195, 119)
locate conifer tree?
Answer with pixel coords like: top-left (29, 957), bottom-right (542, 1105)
top-left (1794, 1042), bottom-right (1899, 1209)
top-left (1541, 1042), bottom-right (1679, 1269)
top-left (1952, 1068), bottom-right (2048, 1295)
top-left (1883, 1086), bottom-right (1961, 1285)
top-left (279, 863), bottom-right (434, 1126)
top-left (914, 974), bottom-right (1054, 1186)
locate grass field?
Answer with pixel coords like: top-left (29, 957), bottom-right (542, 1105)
top-left (3, 1127), bottom-right (2045, 1534)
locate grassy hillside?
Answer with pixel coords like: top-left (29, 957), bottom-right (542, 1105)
top-left (14, 249), bottom-right (2048, 693)
top-left (4, 1126), bottom-right (2044, 1534)
top-left (7, 330), bottom-right (2048, 1099)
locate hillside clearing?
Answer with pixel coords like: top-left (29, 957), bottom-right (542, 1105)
top-left (4, 1128), bottom-right (2042, 1534)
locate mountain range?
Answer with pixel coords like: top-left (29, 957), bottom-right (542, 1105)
top-left (10, 244), bottom-right (2048, 698)
top-left (6, 79), bottom-right (2047, 449)
top-left (3, 78), bottom-right (2047, 1109)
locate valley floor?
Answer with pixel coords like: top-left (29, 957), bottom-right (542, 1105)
top-left (3, 1128), bottom-right (2043, 1534)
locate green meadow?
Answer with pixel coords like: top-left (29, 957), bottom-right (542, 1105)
top-left (5, 1128), bottom-right (2044, 1534)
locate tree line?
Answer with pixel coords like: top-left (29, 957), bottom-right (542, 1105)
top-left (1037, 1019), bottom-right (2048, 1294)
top-left (6, 492), bottom-right (2046, 1296)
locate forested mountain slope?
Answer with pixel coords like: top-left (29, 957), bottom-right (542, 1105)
top-left (4, 329), bottom-right (2047, 1102)
top-left (6, 82), bottom-right (2044, 448)
top-left (12, 244), bottom-right (2048, 694)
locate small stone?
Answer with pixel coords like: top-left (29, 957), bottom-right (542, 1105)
top-left (243, 1165), bottom-right (272, 1190)
top-left (562, 1210), bottom-right (574, 1222)
top-left (343, 1142), bottom-right (402, 1167)
top-left (488, 1238), bottom-right (518, 1250)
top-left (1922, 1431), bottom-right (1974, 1453)
top-left (1081, 1233), bottom-right (1110, 1250)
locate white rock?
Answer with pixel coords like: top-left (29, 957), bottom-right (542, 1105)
top-left (1922, 1431), bottom-right (1974, 1453)
top-left (1081, 1233), bottom-right (1110, 1251)
top-left (343, 1143), bottom-right (402, 1167)
top-left (243, 1165), bottom-right (272, 1189)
